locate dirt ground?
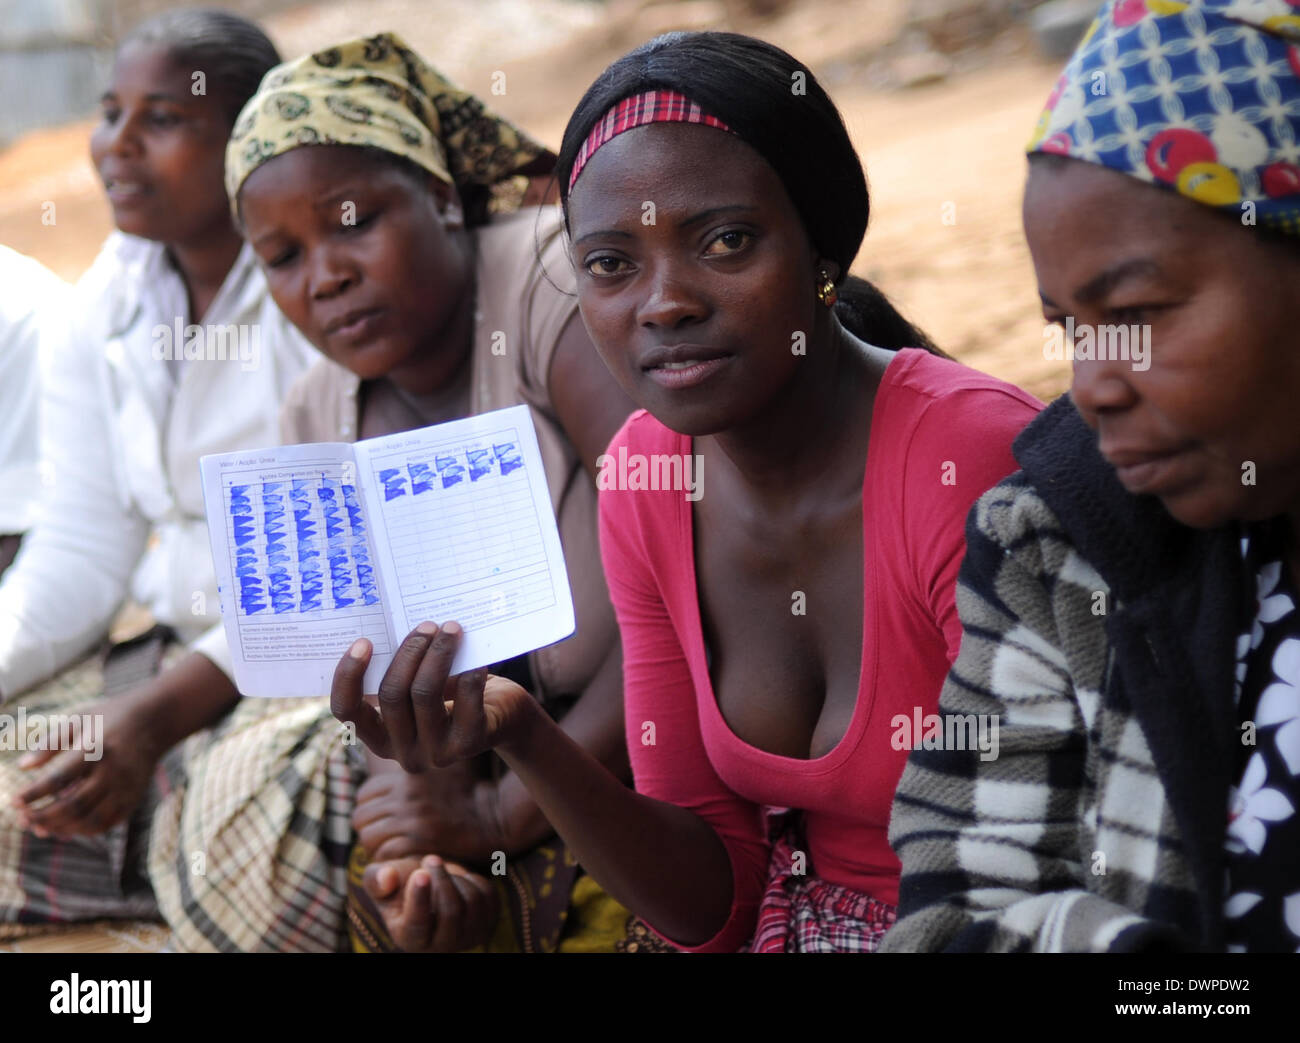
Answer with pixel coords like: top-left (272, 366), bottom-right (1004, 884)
top-left (0, 0), bottom-right (1070, 401)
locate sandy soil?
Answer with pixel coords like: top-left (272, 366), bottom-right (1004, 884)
top-left (0, 0), bottom-right (1070, 400)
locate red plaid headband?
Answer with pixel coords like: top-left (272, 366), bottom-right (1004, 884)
top-left (567, 89), bottom-right (733, 192)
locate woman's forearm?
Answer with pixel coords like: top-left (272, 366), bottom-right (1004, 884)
top-left (496, 696), bottom-right (735, 948)
top-left (128, 651), bottom-right (241, 752)
top-left (493, 640), bottom-right (630, 853)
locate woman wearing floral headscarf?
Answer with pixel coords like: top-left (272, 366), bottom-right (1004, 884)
top-left (0, 8), bottom-right (319, 946)
top-left (147, 33), bottom-right (641, 953)
top-left (884, 0), bottom-right (1300, 952)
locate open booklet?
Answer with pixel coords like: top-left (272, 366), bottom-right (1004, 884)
top-left (199, 404), bottom-right (575, 698)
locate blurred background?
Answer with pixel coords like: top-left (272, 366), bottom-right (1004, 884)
top-left (0, 0), bottom-right (1106, 400)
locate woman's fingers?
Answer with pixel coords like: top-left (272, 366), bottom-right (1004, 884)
top-left (339, 620), bottom-right (480, 770)
top-left (425, 857), bottom-right (469, 952)
top-left (407, 623), bottom-right (460, 759)
top-left (14, 748), bottom-right (90, 807)
top-left (350, 797), bottom-right (393, 832)
top-left (394, 868), bottom-right (436, 951)
top-left (22, 770), bottom-right (106, 835)
top-left (356, 813), bottom-right (401, 858)
top-left (442, 860), bottom-right (499, 947)
top-left (353, 772), bottom-right (394, 806)
top-left (363, 858), bottom-right (410, 901)
top-left (448, 667), bottom-right (489, 753)
top-left (371, 835), bottom-right (419, 864)
top-left (330, 638), bottom-right (392, 759)
top-left (365, 855), bottom-right (481, 952)
top-left (365, 854), bottom-right (496, 952)
top-left (377, 624), bottom-right (444, 770)
top-left (17, 747), bottom-right (57, 772)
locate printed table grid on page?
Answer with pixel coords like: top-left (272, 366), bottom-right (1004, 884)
top-left (364, 424), bottom-right (560, 635)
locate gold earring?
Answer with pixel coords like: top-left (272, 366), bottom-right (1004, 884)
top-left (816, 268), bottom-right (837, 307)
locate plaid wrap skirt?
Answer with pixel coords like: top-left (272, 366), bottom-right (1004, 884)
top-left (749, 811), bottom-right (897, 953)
top-left (0, 643), bottom-right (360, 952)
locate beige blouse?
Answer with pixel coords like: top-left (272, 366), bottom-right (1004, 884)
top-left (279, 206), bottom-right (616, 703)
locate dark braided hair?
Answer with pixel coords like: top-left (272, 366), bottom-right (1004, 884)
top-left (121, 8), bottom-right (281, 127)
top-left (556, 31), bottom-right (942, 355)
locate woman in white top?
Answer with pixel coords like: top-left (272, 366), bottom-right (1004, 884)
top-left (0, 246), bottom-right (67, 576)
top-left (0, 10), bottom-right (313, 928)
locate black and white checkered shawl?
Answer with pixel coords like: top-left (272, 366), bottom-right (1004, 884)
top-left (882, 396), bottom-right (1247, 952)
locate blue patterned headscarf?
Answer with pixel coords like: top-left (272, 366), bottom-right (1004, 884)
top-left (1028, 0), bottom-right (1300, 236)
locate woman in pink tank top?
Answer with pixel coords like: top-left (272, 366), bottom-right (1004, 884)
top-left (332, 30), bottom-right (1041, 952)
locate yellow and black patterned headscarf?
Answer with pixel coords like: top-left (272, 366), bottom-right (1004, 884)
top-left (225, 32), bottom-right (551, 215)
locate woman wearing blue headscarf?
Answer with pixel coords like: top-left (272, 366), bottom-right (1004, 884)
top-left (884, 0), bottom-right (1300, 952)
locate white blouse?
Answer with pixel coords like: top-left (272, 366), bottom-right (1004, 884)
top-left (0, 246), bottom-right (68, 535)
top-left (0, 232), bottom-right (316, 698)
